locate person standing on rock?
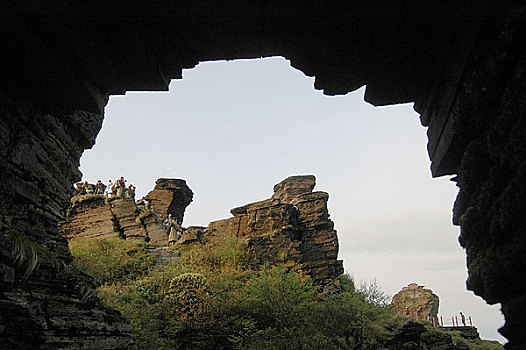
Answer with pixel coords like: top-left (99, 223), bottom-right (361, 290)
top-left (176, 223), bottom-right (183, 241)
top-left (95, 180), bottom-right (106, 195)
top-left (85, 181), bottom-right (94, 194)
top-left (460, 312), bottom-right (466, 326)
top-left (106, 180), bottom-right (113, 197)
top-left (73, 182), bottom-right (84, 196)
top-left (127, 184), bottom-right (136, 199)
top-left (165, 214), bottom-right (173, 231)
top-left (167, 215), bottom-right (178, 246)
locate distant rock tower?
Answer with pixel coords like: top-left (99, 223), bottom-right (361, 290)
top-left (391, 283), bottom-right (439, 324)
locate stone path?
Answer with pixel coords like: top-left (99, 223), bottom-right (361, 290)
top-left (145, 246), bottom-right (180, 265)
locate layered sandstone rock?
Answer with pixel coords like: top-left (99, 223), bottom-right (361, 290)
top-left (391, 283), bottom-right (440, 323)
top-left (59, 197), bottom-right (116, 240)
top-left (60, 179), bottom-right (193, 245)
top-left (203, 175), bottom-right (343, 284)
top-left (145, 178), bottom-right (194, 225)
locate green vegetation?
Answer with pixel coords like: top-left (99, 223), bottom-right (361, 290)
top-left (69, 237), bottom-right (154, 284)
top-left (135, 206), bottom-right (152, 223)
top-left (449, 331), bottom-right (504, 350)
top-left (6, 229), bottom-right (64, 279)
top-left (69, 235), bottom-right (501, 350)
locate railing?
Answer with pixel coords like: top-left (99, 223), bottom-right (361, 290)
top-left (396, 311), bottom-right (474, 328)
top-left (439, 315), bottom-right (473, 328)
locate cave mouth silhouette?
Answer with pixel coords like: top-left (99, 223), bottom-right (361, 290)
top-left (1, 2), bottom-right (524, 347)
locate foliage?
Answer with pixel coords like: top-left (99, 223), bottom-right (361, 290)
top-left (135, 206), bottom-right (152, 223)
top-left (356, 277), bottom-right (392, 307)
top-left (69, 237), bottom-right (154, 285)
top-left (241, 265), bottom-right (317, 329)
top-left (447, 330), bottom-right (504, 350)
top-left (164, 273), bottom-right (211, 321)
top-left (74, 235), bottom-right (422, 350)
top-left (6, 229), bottom-right (64, 280)
top-left (212, 235), bottom-right (249, 269)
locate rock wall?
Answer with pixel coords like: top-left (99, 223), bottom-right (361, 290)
top-left (59, 197), bottom-right (117, 240)
top-left (60, 179), bottom-right (193, 245)
top-left (204, 175), bottom-right (343, 285)
top-left (0, 93), bottom-right (132, 349)
top-left (448, 10), bottom-right (526, 347)
top-left (391, 283), bottom-right (440, 323)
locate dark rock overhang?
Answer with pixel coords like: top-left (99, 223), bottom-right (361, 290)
top-left (1, 1), bottom-right (495, 176)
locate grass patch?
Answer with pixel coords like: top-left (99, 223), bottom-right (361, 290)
top-left (69, 237), bottom-right (155, 285)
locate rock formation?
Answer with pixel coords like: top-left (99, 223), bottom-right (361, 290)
top-left (145, 178), bottom-right (194, 225)
top-left (391, 283), bottom-right (440, 323)
top-left (203, 175), bottom-right (343, 285)
top-left (60, 179), bottom-right (193, 244)
top-left (61, 175), bottom-right (342, 285)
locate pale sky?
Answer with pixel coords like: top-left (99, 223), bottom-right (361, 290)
top-left (79, 57), bottom-right (505, 343)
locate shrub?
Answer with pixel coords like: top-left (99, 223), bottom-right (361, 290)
top-left (87, 235), bottom-right (411, 350)
top-left (163, 273), bottom-right (211, 321)
top-left (242, 265), bottom-right (317, 329)
top-left (212, 236), bottom-right (249, 270)
top-left (69, 237), bottom-right (154, 285)
top-left (6, 229), bottom-right (65, 280)
top-left (356, 277), bottom-right (391, 307)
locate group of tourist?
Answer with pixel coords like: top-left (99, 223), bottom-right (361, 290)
top-left (73, 180), bottom-right (107, 196)
top-left (74, 177), bottom-right (184, 246)
top-left (74, 177), bottom-right (136, 199)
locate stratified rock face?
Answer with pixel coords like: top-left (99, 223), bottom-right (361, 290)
top-left (60, 197), bottom-right (147, 240)
top-left (0, 94), bottom-right (132, 349)
top-left (205, 175), bottom-right (343, 284)
top-left (179, 226), bottom-right (206, 245)
top-left (272, 175), bottom-right (316, 203)
top-left (110, 198), bottom-right (148, 239)
top-left (60, 197), bottom-right (116, 240)
top-left (60, 179), bottom-right (193, 245)
top-left (391, 283), bottom-right (440, 322)
top-left (145, 178), bottom-right (194, 225)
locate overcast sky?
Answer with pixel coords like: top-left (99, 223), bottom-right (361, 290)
top-left (80, 57), bottom-right (505, 343)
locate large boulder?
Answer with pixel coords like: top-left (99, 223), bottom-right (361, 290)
top-left (391, 283), bottom-right (440, 324)
top-left (204, 175), bottom-right (343, 284)
top-left (144, 178), bottom-right (193, 225)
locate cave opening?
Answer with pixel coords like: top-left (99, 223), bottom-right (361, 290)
top-left (78, 56), bottom-right (505, 342)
